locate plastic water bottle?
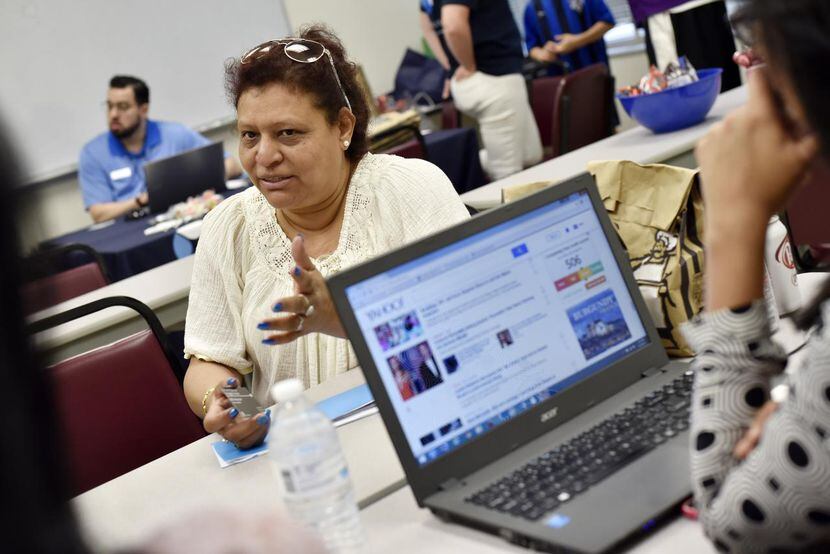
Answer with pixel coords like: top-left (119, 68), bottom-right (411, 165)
top-left (268, 379), bottom-right (365, 553)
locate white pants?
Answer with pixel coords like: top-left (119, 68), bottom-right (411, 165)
top-left (450, 72), bottom-right (543, 180)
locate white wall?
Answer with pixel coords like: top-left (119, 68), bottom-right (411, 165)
top-left (281, 0), bottom-right (424, 97)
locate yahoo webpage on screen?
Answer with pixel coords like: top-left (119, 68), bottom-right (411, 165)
top-left (346, 191), bottom-right (649, 466)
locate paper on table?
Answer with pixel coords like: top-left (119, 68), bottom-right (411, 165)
top-left (212, 440), bottom-right (268, 468)
top-left (315, 384), bottom-right (375, 427)
top-left (225, 178), bottom-right (249, 190)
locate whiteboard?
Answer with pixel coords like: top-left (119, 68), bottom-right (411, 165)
top-left (0, 0), bottom-right (290, 182)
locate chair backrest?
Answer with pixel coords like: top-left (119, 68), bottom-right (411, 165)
top-left (441, 100), bottom-right (460, 130)
top-left (384, 138), bottom-right (427, 159)
top-left (552, 63), bottom-right (612, 158)
top-left (374, 124), bottom-right (429, 160)
top-left (530, 75), bottom-right (566, 160)
top-left (21, 262), bottom-right (108, 315)
top-left (30, 296), bottom-right (205, 496)
top-left (21, 243), bottom-right (110, 314)
top-left (783, 160), bottom-right (830, 271)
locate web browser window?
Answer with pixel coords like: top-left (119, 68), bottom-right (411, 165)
top-left (346, 190), bottom-right (649, 466)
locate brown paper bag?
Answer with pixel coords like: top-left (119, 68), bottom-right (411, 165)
top-left (588, 161), bottom-right (704, 357)
top-left (501, 181), bottom-right (555, 204)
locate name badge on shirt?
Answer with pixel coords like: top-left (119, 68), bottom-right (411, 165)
top-left (109, 166), bottom-right (132, 181)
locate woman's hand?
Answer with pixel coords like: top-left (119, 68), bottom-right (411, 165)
top-left (734, 400), bottom-right (778, 460)
top-left (259, 235), bottom-right (346, 345)
top-left (203, 378), bottom-right (270, 449)
top-left (695, 68), bottom-right (819, 233)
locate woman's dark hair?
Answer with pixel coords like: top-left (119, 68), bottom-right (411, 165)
top-left (0, 121), bottom-right (87, 552)
top-left (732, 0), bottom-right (830, 159)
top-left (225, 25), bottom-right (371, 164)
top-left (732, 0), bottom-right (830, 330)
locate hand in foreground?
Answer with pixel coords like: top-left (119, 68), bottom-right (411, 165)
top-left (695, 68), bottom-right (818, 229)
top-left (733, 400), bottom-right (778, 460)
top-left (203, 378), bottom-right (270, 449)
top-left (259, 235), bottom-right (346, 345)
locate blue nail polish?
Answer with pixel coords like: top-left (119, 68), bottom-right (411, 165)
top-left (273, 302), bottom-right (282, 312)
top-left (229, 408), bottom-right (239, 418)
top-left (293, 266), bottom-right (302, 277)
top-left (262, 338), bottom-right (277, 345)
top-left (226, 378), bottom-right (236, 386)
top-left (257, 322), bottom-right (269, 330)
top-left (265, 408), bottom-right (272, 418)
top-left (297, 233), bottom-right (304, 239)
top-left (257, 415), bottom-right (269, 426)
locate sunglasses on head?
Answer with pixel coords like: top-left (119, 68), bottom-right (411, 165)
top-left (241, 38), bottom-right (352, 113)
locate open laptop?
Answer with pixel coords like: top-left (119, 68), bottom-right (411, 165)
top-left (328, 173), bottom-right (693, 553)
top-left (144, 142), bottom-right (225, 214)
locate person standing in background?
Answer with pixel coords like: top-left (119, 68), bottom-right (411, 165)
top-left (420, 0), bottom-right (543, 180)
top-left (524, 0), bottom-right (616, 76)
top-left (79, 75), bottom-right (242, 223)
top-left (626, 0), bottom-right (741, 91)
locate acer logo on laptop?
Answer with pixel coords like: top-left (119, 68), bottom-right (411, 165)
top-left (366, 298), bottom-right (405, 321)
top-left (540, 407), bottom-right (559, 423)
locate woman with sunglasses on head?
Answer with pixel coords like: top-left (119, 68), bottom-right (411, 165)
top-left (182, 26), bottom-right (470, 447)
top-left (681, 1), bottom-right (830, 551)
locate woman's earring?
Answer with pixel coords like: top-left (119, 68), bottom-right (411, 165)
top-left (343, 140), bottom-right (350, 149)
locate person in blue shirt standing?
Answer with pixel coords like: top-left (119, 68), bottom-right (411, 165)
top-left (78, 75), bottom-right (242, 222)
top-left (524, 0), bottom-right (615, 75)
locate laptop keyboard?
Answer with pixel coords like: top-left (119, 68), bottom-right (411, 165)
top-left (465, 370), bottom-right (694, 521)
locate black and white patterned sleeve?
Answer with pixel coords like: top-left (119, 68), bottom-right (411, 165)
top-left (681, 300), bottom-right (830, 552)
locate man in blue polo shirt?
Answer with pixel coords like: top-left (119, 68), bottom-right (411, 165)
top-left (524, 0), bottom-right (615, 76)
top-left (420, 0), bottom-right (543, 180)
top-left (79, 75), bottom-right (241, 222)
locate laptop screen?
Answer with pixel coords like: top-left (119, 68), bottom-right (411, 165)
top-left (344, 189), bottom-right (650, 466)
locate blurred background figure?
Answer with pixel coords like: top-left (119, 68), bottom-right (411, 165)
top-left (627, 0), bottom-right (741, 91)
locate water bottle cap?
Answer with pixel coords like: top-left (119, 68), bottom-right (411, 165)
top-left (271, 379), bottom-right (304, 403)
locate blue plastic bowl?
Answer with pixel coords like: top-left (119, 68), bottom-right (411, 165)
top-left (616, 68), bottom-right (723, 134)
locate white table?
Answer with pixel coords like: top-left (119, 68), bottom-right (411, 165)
top-left (460, 86), bottom-right (748, 210)
top-left (72, 369), bottom-right (405, 552)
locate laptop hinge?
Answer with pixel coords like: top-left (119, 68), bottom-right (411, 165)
top-left (641, 367), bottom-right (662, 378)
top-left (439, 477), bottom-right (463, 492)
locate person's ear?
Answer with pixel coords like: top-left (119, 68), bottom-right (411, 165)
top-left (337, 107), bottom-right (356, 147)
top-left (139, 103), bottom-right (149, 119)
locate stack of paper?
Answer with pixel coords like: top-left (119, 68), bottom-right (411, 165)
top-left (211, 440), bottom-right (268, 469)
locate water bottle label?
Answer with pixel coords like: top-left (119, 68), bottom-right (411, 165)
top-left (278, 455), bottom-right (351, 497)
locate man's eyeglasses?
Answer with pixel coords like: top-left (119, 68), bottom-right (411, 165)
top-left (241, 38), bottom-right (352, 113)
top-left (103, 101), bottom-right (135, 113)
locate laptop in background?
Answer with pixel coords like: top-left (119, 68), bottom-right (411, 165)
top-left (328, 173), bottom-right (693, 553)
top-left (144, 142), bottom-right (225, 214)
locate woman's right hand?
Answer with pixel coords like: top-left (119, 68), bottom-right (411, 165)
top-left (203, 378), bottom-right (270, 449)
top-left (695, 68), bottom-right (818, 231)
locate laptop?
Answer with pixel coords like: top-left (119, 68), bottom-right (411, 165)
top-left (328, 172), bottom-right (693, 553)
top-left (144, 142), bottom-right (225, 214)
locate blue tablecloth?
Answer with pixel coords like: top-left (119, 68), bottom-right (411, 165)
top-left (424, 128), bottom-right (487, 195)
top-left (44, 132), bottom-right (486, 281)
top-left (44, 216), bottom-right (180, 282)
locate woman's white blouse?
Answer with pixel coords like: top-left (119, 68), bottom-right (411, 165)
top-left (184, 153), bottom-right (471, 405)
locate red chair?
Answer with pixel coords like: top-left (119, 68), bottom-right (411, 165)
top-left (441, 100), bottom-right (461, 130)
top-left (551, 64), bottom-right (614, 158)
top-left (21, 243), bottom-right (109, 314)
top-left (531, 75), bottom-right (566, 160)
top-left (28, 296), bottom-right (206, 496)
top-left (782, 160), bottom-right (830, 271)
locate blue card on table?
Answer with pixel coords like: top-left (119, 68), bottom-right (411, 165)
top-left (211, 440), bottom-right (268, 468)
top-left (315, 384), bottom-right (374, 422)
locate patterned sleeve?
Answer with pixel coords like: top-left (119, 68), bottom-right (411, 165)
top-left (682, 300), bottom-right (830, 552)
